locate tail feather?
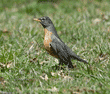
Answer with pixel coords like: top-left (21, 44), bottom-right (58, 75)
top-left (66, 45), bottom-right (88, 64)
top-left (78, 58), bottom-right (88, 64)
top-left (69, 51), bottom-right (88, 64)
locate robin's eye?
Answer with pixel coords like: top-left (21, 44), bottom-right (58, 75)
top-left (41, 19), bottom-right (44, 21)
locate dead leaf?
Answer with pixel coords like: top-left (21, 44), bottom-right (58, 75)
top-left (39, 61), bottom-right (44, 65)
top-left (7, 63), bottom-right (12, 68)
top-left (27, 43), bottom-right (34, 54)
top-left (64, 76), bottom-right (73, 80)
top-left (102, 14), bottom-right (109, 20)
top-left (0, 63), bottom-right (6, 68)
top-left (40, 74), bottom-right (48, 81)
top-left (0, 62), bottom-right (13, 68)
top-left (51, 72), bottom-right (56, 76)
top-left (0, 77), bottom-right (6, 85)
top-left (0, 29), bottom-right (11, 35)
top-left (99, 53), bottom-right (108, 61)
top-left (54, 59), bottom-right (59, 64)
top-left (47, 87), bottom-right (59, 92)
top-left (92, 18), bottom-right (101, 24)
top-left (30, 58), bottom-right (38, 63)
top-left (57, 70), bottom-right (64, 76)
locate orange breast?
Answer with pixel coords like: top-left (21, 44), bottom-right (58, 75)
top-left (44, 28), bottom-right (52, 50)
top-left (44, 28), bottom-right (58, 58)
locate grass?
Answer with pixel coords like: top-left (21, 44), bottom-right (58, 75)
top-left (0, 0), bottom-right (110, 93)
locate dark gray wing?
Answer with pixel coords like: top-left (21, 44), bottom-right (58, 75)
top-left (50, 34), bottom-right (88, 64)
top-left (50, 35), bottom-right (69, 61)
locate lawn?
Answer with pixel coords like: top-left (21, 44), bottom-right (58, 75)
top-left (0, 0), bottom-right (110, 93)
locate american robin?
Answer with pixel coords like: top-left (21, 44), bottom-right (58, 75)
top-left (34, 16), bottom-right (88, 68)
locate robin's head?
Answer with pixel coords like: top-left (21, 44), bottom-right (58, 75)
top-left (34, 16), bottom-right (53, 28)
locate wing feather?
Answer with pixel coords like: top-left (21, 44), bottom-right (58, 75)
top-left (50, 35), bottom-right (69, 61)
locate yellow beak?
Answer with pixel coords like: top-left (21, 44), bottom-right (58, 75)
top-left (33, 18), bottom-right (41, 22)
